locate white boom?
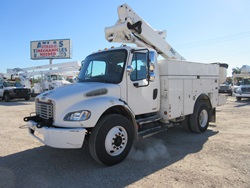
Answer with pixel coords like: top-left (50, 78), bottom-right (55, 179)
top-left (105, 4), bottom-right (185, 60)
top-left (7, 61), bottom-right (81, 92)
top-left (7, 61), bottom-right (80, 77)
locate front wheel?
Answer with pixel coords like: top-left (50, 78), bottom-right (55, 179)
top-left (25, 95), bottom-right (31, 101)
top-left (236, 97), bottom-right (241, 101)
top-left (89, 114), bottom-right (133, 166)
top-left (190, 102), bottom-right (210, 133)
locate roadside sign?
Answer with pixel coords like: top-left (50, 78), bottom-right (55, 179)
top-left (30, 39), bottom-right (71, 60)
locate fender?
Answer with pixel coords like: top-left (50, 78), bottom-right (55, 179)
top-left (193, 93), bottom-right (214, 122)
top-left (193, 93), bottom-right (212, 109)
top-left (54, 96), bottom-right (134, 128)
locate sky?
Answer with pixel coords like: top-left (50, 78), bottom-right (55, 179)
top-left (0, 0), bottom-right (250, 76)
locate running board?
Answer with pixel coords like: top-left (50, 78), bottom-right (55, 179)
top-left (136, 115), bottom-right (162, 125)
top-left (138, 125), bottom-right (168, 139)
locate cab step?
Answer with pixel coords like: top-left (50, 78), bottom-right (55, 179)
top-left (136, 115), bottom-right (162, 125)
top-left (138, 125), bottom-right (168, 139)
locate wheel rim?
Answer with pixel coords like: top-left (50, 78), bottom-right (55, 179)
top-left (199, 109), bottom-right (208, 128)
top-left (105, 126), bottom-right (128, 156)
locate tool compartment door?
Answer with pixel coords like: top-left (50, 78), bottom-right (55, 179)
top-left (168, 79), bottom-right (183, 119)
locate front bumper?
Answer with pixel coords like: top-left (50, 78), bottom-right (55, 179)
top-left (235, 93), bottom-right (250, 98)
top-left (26, 120), bottom-right (87, 149)
top-left (219, 89), bottom-right (232, 94)
top-left (10, 92), bottom-right (30, 98)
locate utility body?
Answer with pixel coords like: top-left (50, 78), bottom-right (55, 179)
top-left (24, 4), bottom-right (228, 166)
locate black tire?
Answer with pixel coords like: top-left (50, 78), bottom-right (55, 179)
top-left (89, 114), bottom-right (133, 166)
top-left (236, 97), bottom-right (241, 101)
top-left (190, 102), bottom-right (210, 133)
top-left (4, 93), bottom-right (10, 102)
top-left (25, 95), bottom-right (31, 101)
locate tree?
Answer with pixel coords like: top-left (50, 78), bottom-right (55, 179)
top-left (232, 67), bottom-right (241, 75)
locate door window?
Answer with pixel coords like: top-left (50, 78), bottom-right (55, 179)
top-left (130, 53), bottom-right (147, 81)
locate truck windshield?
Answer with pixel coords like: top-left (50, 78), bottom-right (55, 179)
top-left (3, 81), bottom-right (22, 87)
top-left (241, 78), bottom-right (250, 85)
top-left (78, 49), bottom-right (127, 84)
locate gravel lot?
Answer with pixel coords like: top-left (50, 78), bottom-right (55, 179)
top-left (0, 96), bottom-right (249, 188)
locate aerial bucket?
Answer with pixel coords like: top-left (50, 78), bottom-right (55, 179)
top-left (212, 63), bottom-right (228, 84)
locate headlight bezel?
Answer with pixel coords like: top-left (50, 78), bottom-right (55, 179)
top-left (64, 110), bottom-right (91, 121)
top-left (236, 87), bottom-right (242, 94)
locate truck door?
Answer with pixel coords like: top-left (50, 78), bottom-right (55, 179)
top-left (127, 51), bottom-right (159, 115)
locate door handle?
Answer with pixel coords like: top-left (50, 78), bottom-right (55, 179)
top-left (153, 89), bottom-right (158, 99)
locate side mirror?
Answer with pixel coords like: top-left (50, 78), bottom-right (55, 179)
top-left (0, 85), bottom-right (3, 89)
top-left (148, 72), bottom-right (155, 82)
top-left (147, 62), bottom-right (155, 82)
top-left (149, 62), bottom-right (155, 71)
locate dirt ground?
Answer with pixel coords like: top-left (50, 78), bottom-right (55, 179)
top-left (0, 96), bottom-right (249, 188)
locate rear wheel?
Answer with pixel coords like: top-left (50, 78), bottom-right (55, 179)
top-left (89, 114), bottom-right (133, 166)
top-left (190, 102), bottom-right (210, 133)
top-left (4, 93), bottom-right (10, 102)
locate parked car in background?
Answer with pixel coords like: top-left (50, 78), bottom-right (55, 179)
top-left (219, 81), bottom-right (232, 95)
top-left (234, 78), bottom-right (250, 101)
top-left (0, 81), bottom-right (30, 102)
top-left (232, 65), bottom-right (250, 101)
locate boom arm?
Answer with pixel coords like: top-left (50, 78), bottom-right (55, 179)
top-left (7, 61), bottom-right (81, 78)
top-left (105, 4), bottom-right (185, 60)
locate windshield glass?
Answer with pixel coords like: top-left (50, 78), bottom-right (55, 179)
top-left (241, 78), bottom-right (250, 85)
top-left (78, 49), bottom-right (127, 84)
top-left (3, 81), bottom-right (22, 87)
top-left (48, 75), bottom-right (64, 81)
top-left (222, 81), bottom-right (232, 85)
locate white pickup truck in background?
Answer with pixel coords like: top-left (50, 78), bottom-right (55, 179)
top-left (233, 65), bottom-right (250, 101)
top-left (0, 80), bottom-right (30, 102)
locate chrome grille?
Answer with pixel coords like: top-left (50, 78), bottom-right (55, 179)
top-left (220, 86), bottom-right (230, 90)
top-left (36, 101), bottom-right (54, 119)
top-left (241, 87), bottom-right (250, 94)
top-left (14, 89), bottom-right (28, 94)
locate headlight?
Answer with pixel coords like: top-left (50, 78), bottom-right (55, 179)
top-left (64, 110), bottom-right (91, 121)
top-left (236, 88), bottom-right (242, 94)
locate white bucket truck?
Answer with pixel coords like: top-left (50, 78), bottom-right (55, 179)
top-left (8, 61), bottom-right (80, 96)
top-left (23, 4), bottom-right (228, 166)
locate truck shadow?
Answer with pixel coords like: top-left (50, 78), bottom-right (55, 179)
top-left (0, 127), bottom-right (218, 188)
top-left (234, 98), bottom-right (250, 108)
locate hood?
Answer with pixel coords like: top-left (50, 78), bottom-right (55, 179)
top-left (37, 82), bottom-right (121, 104)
